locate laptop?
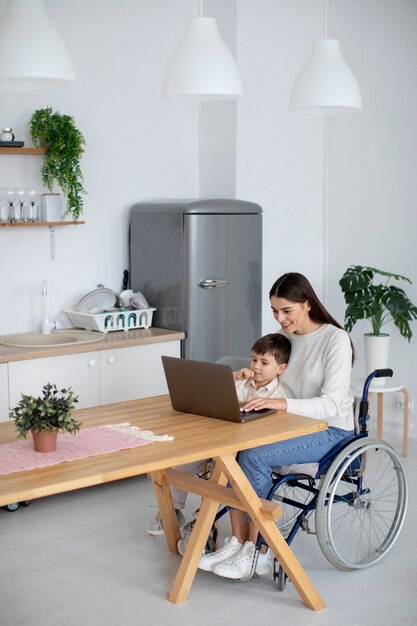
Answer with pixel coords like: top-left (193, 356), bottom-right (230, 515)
top-left (161, 356), bottom-right (277, 423)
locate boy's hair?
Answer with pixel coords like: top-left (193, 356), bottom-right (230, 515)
top-left (251, 333), bottom-right (291, 365)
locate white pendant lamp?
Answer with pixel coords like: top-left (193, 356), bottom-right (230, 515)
top-left (0, 0), bottom-right (75, 90)
top-left (162, 2), bottom-right (243, 101)
top-left (289, 1), bottom-right (361, 113)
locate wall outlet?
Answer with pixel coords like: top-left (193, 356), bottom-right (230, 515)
top-left (396, 396), bottom-right (414, 414)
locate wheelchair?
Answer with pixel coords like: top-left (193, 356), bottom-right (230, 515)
top-left (216, 368), bottom-right (408, 588)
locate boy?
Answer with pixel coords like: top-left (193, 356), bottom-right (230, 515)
top-left (146, 333), bottom-right (291, 546)
top-left (233, 333), bottom-right (290, 402)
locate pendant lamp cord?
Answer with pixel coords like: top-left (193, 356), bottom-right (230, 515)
top-left (199, 0), bottom-right (203, 18)
top-left (324, 0), bottom-right (328, 38)
top-left (323, 115), bottom-right (329, 306)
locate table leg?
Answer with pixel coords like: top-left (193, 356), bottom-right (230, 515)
top-left (215, 454), bottom-right (325, 611)
top-left (149, 469), bottom-right (181, 554)
top-left (400, 387), bottom-right (409, 457)
top-left (168, 462), bottom-right (228, 604)
top-left (377, 393), bottom-right (383, 439)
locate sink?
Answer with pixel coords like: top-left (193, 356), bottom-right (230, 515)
top-left (1, 330), bottom-right (105, 348)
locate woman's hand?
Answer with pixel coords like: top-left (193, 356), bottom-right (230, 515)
top-left (233, 368), bottom-right (254, 381)
top-left (242, 396), bottom-right (288, 412)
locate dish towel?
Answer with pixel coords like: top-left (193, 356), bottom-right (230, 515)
top-left (0, 422), bottom-right (174, 476)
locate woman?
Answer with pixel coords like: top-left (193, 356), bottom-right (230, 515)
top-left (199, 272), bottom-right (355, 580)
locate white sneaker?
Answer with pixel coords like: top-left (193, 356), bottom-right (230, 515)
top-left (198, 536), bottom-right (242, 572)
top-left (146, 509), bottom-right (186, 536)
top-left (213, 541), bottom-right (273, 580)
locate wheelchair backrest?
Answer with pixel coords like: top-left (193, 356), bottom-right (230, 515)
top-left (216, 356), bottom-right (250, 371)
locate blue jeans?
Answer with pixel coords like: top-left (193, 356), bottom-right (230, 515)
top-left (238, 427), bottom-right (353, 500)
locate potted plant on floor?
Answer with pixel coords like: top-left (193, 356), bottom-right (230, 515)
top-left (10, 383), bottom-right (81, 452)
top-left (29, 107), bottom-right (86, 221)
top-left (339, 265), bottom-right (417, 383)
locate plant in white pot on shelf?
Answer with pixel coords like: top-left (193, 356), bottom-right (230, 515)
top-left (10, 383), bottom-right (81, 452)
top-left (29, 107), bottom-right (86, 222)
top-left (339, 266), bottom-right (417, 384)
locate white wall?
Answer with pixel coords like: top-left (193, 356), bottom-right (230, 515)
top-left (236, 0), bottom-right (325, 330)
top-left (0, 0), bottom-right (199, 333)
top-left (235, 0), bottom-right (417, 437)
top-left (326, 0), bottom-right (417, 432)
top-left (199, 0), bottom-right (238, 198)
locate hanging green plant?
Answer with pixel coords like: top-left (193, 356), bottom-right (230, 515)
top-left (29, 107), bottom-right (86, 221)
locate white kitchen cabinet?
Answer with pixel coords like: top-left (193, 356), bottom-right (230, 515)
top-left (6, 339), bottom-right (182, 411)
top-left (100, 341), bottom-right (180, 405)
top-left (0, 363), bottom-right (9, 422)
top-left (9, 351), bottom-right (101, 410)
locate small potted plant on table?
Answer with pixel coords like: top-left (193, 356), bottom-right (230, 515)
top-left (10, 383), bottom-right (81, 452)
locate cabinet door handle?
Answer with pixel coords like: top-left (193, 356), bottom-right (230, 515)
top-left (88, 359), bottom-right (97, 367)
top-left (107, 356), bottom-right (115, 364)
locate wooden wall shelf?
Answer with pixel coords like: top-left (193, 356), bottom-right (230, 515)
top-left (0, 147), bottom-right (46, 155)
top-left (0, 147), bottom-right (84, 259)
top-left (0, 220), bottom-right (85, 259)
top-left (0, 221), bottom-right (85, 228)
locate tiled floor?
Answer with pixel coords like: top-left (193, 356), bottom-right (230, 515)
top-left (0, 433), bottom-right (416, 626)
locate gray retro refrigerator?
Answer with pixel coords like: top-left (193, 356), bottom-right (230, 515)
top-left (129, 199), bottom-right (262, 362)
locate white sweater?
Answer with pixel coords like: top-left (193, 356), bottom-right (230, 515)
top-left (279, 324), bottom-right (354, 431)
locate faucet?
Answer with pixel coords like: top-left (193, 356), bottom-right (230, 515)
top-left (41, 280), bottom-right (62, 334)
top-left (41, 280), bottom-right (51, 335)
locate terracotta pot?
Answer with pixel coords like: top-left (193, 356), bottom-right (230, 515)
top-left (31, 429), bottom-right (58, 453)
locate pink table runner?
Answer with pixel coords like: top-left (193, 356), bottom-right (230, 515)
top-left (0, 423), bottom-right (173, 476)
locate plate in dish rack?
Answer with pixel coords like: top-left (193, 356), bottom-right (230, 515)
top-left (74, 288), bottom-right (116, 313)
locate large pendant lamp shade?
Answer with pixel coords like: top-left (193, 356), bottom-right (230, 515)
top-left (289, 39), bottom-right (362, 113)
top-left (162, 17), bottom-right (243, 101)
top-left (0, 0), bottom-right (75, 90)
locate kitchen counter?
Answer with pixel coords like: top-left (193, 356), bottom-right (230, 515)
top-left (0, 328), bottom-right (185, 364)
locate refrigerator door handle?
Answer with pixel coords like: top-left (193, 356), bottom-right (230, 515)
top-left (198, 279), bottom-right (229, 289)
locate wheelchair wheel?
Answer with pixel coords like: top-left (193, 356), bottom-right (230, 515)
top-left (276, 563), bottom-right (287, 591)
top-left (316, 439), bottom-right (408, 570)
top-left (272, 480), bottom-right (314, 532)
top-left (5, 503), bottom-right (19, 512)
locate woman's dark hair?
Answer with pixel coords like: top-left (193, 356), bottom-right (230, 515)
top-left (269, 273), bottom-right (355, 364)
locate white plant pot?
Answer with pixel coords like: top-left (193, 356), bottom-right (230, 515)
top-left (364, 333), bottom-right (390, 386)
top-left (41, 194), bottom-right (62, 222)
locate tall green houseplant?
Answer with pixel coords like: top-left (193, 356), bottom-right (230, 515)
top-left (30, 107), bottom-right (86, 221)
top-left (339, 265), bottom-right (417, 341)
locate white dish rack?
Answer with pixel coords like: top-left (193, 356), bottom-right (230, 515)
top-left (65, 308), bottom-right (156, 333)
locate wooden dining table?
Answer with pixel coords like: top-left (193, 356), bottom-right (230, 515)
top-left (0, 395), bottom-right (327, 611)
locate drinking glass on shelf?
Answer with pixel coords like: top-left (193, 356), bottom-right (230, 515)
top-left (27, 187), bottom-right (40, 222)
top-left (17, 187), bottom-right (28, 222)
top-left (0, 203), bottom-right (8, 223)
top-left (0, 188), bottom-right (8, 223)
top-left (6, 187), bottom-right (18, 222)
